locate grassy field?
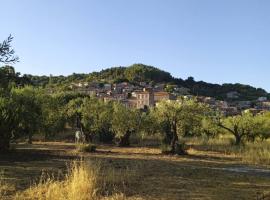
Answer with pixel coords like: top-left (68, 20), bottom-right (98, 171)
top-left (187, 136), bottom-right (270, 166)
top-left (1, 142), bottom-right (270, 200)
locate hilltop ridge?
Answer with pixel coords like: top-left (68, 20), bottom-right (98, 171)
top-left (19, 64), bottom-right (269, 101)
top-left (1, 64), bottom-right (268, 101)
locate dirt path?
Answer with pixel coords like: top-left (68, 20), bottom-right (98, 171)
top-left (0, 142), bottom-right (270, 200)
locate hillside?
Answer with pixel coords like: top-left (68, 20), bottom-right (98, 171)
top-left (1, 64), bottom-right (269, 101)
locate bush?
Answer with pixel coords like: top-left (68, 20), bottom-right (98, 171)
top-left (76, 143), bottom-right (97, 153)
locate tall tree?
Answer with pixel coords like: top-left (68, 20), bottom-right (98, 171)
top-left (111, 103), bottom-right (141, 147)
top-left (11, 86), bottom-right (42, 144)
top-left (81, 98), bottom-right (113, 143)
top-left (0, 97), bottom-right (18, 151)
top-left (39, 93), bottom-right (67, 140)
top-left (153, 99), bottom-right (206, 154)
top-left (217, 111), bottom-right (262, 145)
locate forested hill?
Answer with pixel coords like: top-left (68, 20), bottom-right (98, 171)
top-left (1, 64), bottom-right (269, 101)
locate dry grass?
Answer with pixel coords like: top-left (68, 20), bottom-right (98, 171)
top-left (75, 143), bottom-right (97, 153)
top-left (187, 136), bottom-right (270, 166)
top-left (0, 172), bottom-right (15, 199)
top-left (240, 142), bottom-right (270, 166)
top-left (13, 161), bottom-right (141, 200)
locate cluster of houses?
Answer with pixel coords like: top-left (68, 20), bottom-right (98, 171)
top-left (70, 81), bottom-right (176, 109)
top-left (70, 82), bottom-right (270, 116)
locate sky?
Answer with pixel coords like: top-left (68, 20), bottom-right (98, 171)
top-left (1, 0), bottom-right (270, 91)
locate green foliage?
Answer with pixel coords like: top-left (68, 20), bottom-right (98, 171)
top-left (11, 86), bottom-right (42, 143)
top-left (0, 86), bottom-right (42, 150)
top-left (0, 66), bottom-right (30, 93)
top-left (87, 67), bottom-right (127, 83)
top-left (124, 64), bottom-right (172, 83)
top-left (24, 73), bottom-right (89, 88)
top-left (200, 110), bottom-right (222, 138)
top-left (180, 79), bottom-right (268, 101)
top-left (86, 64), bottom-right (173, 84)
top-left (257, 112), bottom-right (270, 141)
top-left (218, 111), bottom-right (270, 145)
top-left (139, 110), bottom-right (157, 138)
top-left (153, 99), bottom-right (207, 154)
top-left (81, 98), bottom-right (114, 142)
top-left (111, 103), bottom-right (141, 146)
top-left (39, 93), bottom-right (67, 139)
top-left (0, 97), bottom-right (18, 151)
top-left (65, 97), bottom-right (85, 128)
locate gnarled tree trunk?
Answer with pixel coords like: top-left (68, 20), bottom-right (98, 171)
top-left (234, 134), bottom-right (242, 146)
top-left (170, 120), bottom-right (179, 154)
top-left (118, 131), bottom-right (131, 147)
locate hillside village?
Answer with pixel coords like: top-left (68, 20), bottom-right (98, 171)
top-left (70, 80), bottom-right (270, 116)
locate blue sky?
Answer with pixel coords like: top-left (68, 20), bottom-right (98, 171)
top-left (1, 0), bottom-right (270, 91)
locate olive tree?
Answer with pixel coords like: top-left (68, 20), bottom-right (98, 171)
top-left (81, 98), bottom-right (113, 143)
top-left (153, 99), bottom-right (206, 154)
top-left (66, 97), bottom-right (85, 130)
top-left (111, 103), bottom-right (141, 147)
top-left (11, 86), bottom-right (42, 144)
top-left (217, 111), bottom-right (263, 145)
top-left (0, 97), bottom-right (18, 151)
top-left (252, 112), bottom-right (270, 141)
top-left (39, 93), bottom-right (67, 140)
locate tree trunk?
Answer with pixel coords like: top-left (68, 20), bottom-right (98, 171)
top-left (170, 121), bottom-right (178, 154)
top-left (118, 131), bottom-right (131, 147)
top-left (28, 134), bottom-right (33, 144)
top-left (85, 133), bottom-right (93, 143)
top-left (234, 134), bottom-right (242, 146)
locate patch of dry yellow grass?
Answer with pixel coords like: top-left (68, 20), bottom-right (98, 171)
top-left (188, 136), bottom-right (270, 166)
top-left (14, 161), bottom-right (98, 200)
top-left (0, 172), bottom-right (15, 199)
top-left (13, 161), bottom-right (142, 200)
top-left (240, 142), bottom-right (270, 166)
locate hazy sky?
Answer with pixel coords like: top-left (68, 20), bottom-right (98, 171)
top-left (1, 0), bottom-right (270, 91)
